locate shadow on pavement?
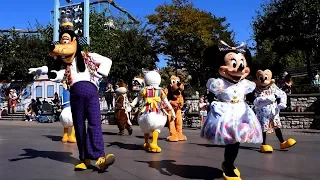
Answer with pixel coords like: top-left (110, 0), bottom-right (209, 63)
top-left (135, 159), bottom-right (223, 180)
top-left (107, 142), bottom-right (143, 151)
top-left (43, 135), bottom-right (62, 142)
top-left (190, 143), bottom-right (288, 152)
top-left (8, 148), bottom-right (78, 165)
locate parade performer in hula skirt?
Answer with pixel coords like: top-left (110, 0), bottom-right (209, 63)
top-left (131, 69), bottom-right (176, 153)
top-left (253, 69), bottom-right (296, 153)
top-left (114, 79), bottom-right (133, 135)
top-left (28, 67), bottom-right (76, 143)
top-left (47, 17), bottom-right (115, 171)
top-left (200, 40), bottom-right (263, 180)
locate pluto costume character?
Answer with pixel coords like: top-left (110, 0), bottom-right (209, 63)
top-left (47, 20), bottom-right (115, 171)
top-left (131, 69), bottom-right (176, 153)
top-left (114, 80), bottom-right (133, 136)
top-left (201, 41), bottom-right (263, 180)
top-left (253, 69), bottom-right (296, 153)
top-left (28, 67), bottom-right (76, 143)
top-left (164, 75), bottom-right (187, 142)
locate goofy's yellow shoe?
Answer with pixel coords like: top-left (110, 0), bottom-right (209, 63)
top-left (280, 138), bottom-right (296, 149)
top-left (96, 154), bottom-right (115, 170)
top-left (223, 173), bottom-right (242, 180)
top-left (222, 162), bottom-right (241, 177)
top-left (260, 144), bottom-right (274, 153)
top-left (74, 159), bottom-right (91, 170)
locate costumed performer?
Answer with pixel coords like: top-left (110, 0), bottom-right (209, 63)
top-left (200, 40), bottom-right (263, 180)
top-left (47, 17), bottom-right (115, 171)
top-left (253, 69), bottom-right (296, 153)
top-left (131, 75), bottom-right (145, 123)
top-left (114, 79), bottom-right (133, 135)
top-left (131, 69), bottom-right (176, 153)
top-left (164, 75), bottom-right (187, 142)
top-left (28, 67), bottom-right (76, 143)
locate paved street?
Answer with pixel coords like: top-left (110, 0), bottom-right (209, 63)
top-left (0, 121), bottom-right (320, 180)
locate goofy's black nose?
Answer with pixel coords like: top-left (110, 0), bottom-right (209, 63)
top-left (177, 82), bottom-right (181, 86)
top-left (49, 42), bottom-right (56, 52)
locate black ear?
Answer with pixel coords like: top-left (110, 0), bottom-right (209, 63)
top-left (76, 42), bottom-right (85, 72)
top-left (203, 45), bottom-right (224, 74)
top-left (243, 49), bottom-right (252, 68)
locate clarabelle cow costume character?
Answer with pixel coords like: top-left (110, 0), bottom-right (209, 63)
top-left (253, 69), bottom-right (296, 153)
top-left (131, 69), bottom-right (175, 153)
top-left (28, 66), bottom-right (76, 143)
top-left (46, 20), bottom-right (115, 171)
top-left (200, 41), bottom-right (263, 180)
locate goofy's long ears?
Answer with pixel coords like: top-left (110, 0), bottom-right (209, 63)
top-left (76, 41), bottom-right (85, 72)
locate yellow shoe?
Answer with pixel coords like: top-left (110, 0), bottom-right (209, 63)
top-left (74, 159), bottom-right (91, 170)
top-left (149, 143), bottom-right (162, 153)
top-left (280, 138), bottom-right (296, 149)
top-left (95, 154), bottom-right (115, 170)
top-left (142, 143), bottom-right (150, 151)
top-left (260, 144), bottom-right (274, 153)
top-left (222, 163), bottom-right (241, 177)
top-left (61, 128), bottom-right (69, 142)
top-left (223, 173), bottom-right (242, 180)
top-left (67, 127), bottom-right (77, 143)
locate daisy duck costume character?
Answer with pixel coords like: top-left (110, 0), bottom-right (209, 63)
top-left (46, 19), bottom-right (115, 171)
top-left (28, 66), bottom-right (76, 143)
top-left (253, 69), bottom-right (296, 153)
top-left (131, 69), bottom-right (176, 153)
top-left (200, 40), bottom-right (263, 180)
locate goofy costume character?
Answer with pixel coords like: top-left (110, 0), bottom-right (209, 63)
top-left (47, 20), bottom-right (115, 171)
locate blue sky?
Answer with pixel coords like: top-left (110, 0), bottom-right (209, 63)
top-left (0, 0), bottom-right (265, 67)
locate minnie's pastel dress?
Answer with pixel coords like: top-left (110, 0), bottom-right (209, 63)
top-left (200, 78), bottom-right (263, 145)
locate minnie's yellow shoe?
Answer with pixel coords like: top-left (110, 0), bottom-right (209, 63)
top-left (96, 154), bottom-right (115, 170)
top-left (74, 159), bottom-right (91, 170)
top-left (222, 163), bottom-right (241, 177)
top-left (223, 173), bottom-right (242, 180)
top-left (280, 138), bottom-right (296, 149)
top-left (260, 144), bottom-right (274, 153)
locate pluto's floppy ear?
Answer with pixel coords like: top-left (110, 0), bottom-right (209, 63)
top-left (142, 68), bottom-right (149, 75)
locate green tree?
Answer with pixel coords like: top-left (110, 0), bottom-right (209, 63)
top-left (147, 0), bottom-right (235, 87)
top-left (89, 11), bottom-right (159, 83)
top-left (0, 26), bottom-right (52, 81)
top-left (252, 0), bottom-right (320, 79)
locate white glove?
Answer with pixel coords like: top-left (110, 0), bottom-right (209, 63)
top-left (28, 66), bottom-right (48, 75)
top-left (49, 70), bottom-right (64, 82)
top-left (277, 103), bottom-right (287, 109)
top-left (171, 109), bottom-right (176, 120)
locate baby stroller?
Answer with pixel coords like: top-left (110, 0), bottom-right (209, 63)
top-left (36, 102), bottom-right (55, 123)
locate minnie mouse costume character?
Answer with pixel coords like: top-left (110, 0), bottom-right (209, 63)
top-left (253, 69), bottom-right (296, 153)
top-left (46, 18), bottom-right (115, 171)
top-left (200, 41), bottom-right (263, 180)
